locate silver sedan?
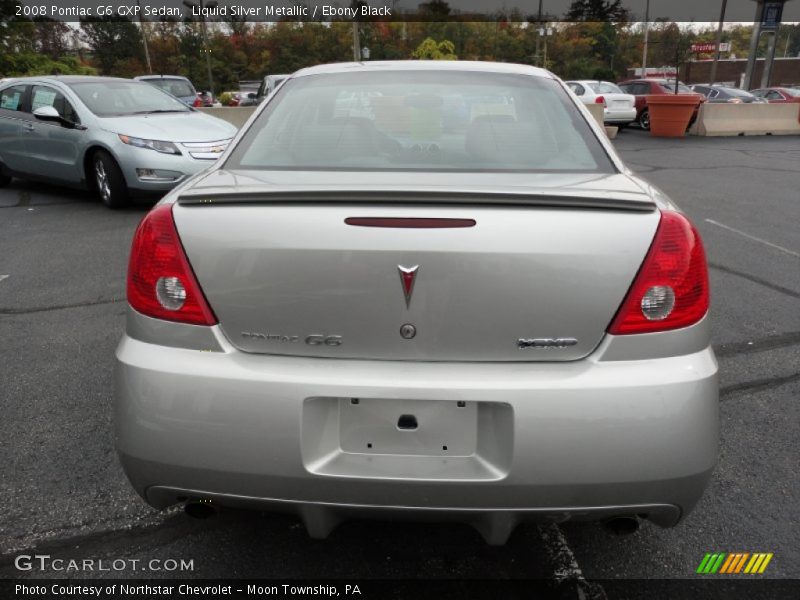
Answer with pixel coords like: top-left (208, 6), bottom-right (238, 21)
top-left (115, 61), bottom-right (718, 544)
top-left (0, 76), bottom-right (237, 208)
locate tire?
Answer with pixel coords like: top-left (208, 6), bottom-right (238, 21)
top-left (92, 150), bottom-right (129, 209)
top-left (639, 109), bottom-right (650, 131)
top-left (0, 173), bottom-right (11, 187)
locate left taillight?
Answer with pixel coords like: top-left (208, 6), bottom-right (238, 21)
top-left (127, 204), bottom-right (217, 326)
top-left (595, 95), bottom-right (606, 106)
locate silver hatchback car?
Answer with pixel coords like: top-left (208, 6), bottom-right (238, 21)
top-left (0, 76), bottom-right (237, 208)
top-left (115, 61), bottom-right (718, 544)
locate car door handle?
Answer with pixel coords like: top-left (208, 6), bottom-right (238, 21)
top-left (23, 123), bottom-right (35, 131)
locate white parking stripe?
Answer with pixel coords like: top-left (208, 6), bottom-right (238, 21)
top-left (705, 219), bottom-right (800, 258)
top-left (0, 275), bottom-right (9, 283)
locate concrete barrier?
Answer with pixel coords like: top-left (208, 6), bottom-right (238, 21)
top-left (692, 103), bottom-right (800, 136)
top-left (586, 103), bottom-right (604, 128)
top-left (197, 106), bottom-right (256, 129)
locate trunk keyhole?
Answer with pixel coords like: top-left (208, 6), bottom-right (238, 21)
top-left (397, 414), bottom-right (418, 430)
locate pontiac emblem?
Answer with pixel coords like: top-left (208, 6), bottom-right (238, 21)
top-left (397, 265), bottom-right (419, 308)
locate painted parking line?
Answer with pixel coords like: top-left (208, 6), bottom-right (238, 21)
top-left (0, 275), bottom-right (9, 283)
top-left (705, 219), bottom-right (800, 259)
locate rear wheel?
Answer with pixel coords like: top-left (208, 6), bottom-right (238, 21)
top-left (92, 150), bottom-right (129, 209)
top-left (639, 109), bottom-right (651, 131)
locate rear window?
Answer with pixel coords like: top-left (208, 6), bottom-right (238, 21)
top-left (226, 71), bottom-right (615, 173)
top-left (782, 88), bottom-right (800, 97)
top-left (143, 78), bottom-right (195, 98)
top-left (659, 82), bottom-right (694, 94)
top-left (588, 82), bottom-right (623, 94)
top-left (718, 87), bottom-right (752, 98)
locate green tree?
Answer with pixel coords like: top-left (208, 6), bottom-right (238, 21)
top-left (80, 16), bottom-right (145, 76)
top-left (411, 37), bottom-right (457, 60)
top-left (566, 0), bottom-right (628, 22)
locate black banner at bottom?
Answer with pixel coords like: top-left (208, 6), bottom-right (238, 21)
top-left (3, 579), bottom-right (800, 600)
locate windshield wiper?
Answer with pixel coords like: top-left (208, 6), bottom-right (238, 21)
top-left (134, 109), bottom-right (189, 115)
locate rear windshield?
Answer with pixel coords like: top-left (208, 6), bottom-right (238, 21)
top-left (226, 71), bottom-right (615, 173)
top-left (142, 78), bottom-right (195, 98)
top-left (588, 82), bottom-right (623, 94)
top-left (659, 82), bottom-right (694, 94)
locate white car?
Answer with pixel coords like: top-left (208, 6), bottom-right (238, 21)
top-left (566, 80), bottom-right (637, 127)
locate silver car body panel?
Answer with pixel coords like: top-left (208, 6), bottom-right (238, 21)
top-left (174, 201), bottom-right (659, 362)
top-left (115, 62), bottom-right (718, 542)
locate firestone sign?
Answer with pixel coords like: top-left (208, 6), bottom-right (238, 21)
top-left (691, 42), bottom-right (731, 53)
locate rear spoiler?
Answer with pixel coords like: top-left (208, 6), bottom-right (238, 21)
top-left (177, 189), bottom-right (656, 212)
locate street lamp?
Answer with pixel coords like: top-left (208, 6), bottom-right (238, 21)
top-left (538, 26), bottom-right (553, 69)
top-left (183, 0), bottom-right (217, 95)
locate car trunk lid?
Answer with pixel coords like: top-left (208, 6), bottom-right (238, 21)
top-left (172, 172), bottom-right (659, 362)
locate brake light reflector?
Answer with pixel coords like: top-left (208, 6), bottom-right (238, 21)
top-left (127, 204), bottom-right (217, 326)
top-left (608, 211), bottom-right (708, 335)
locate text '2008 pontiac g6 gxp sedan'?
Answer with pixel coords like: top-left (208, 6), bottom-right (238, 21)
top-left (115, 61), bottom-right (718, 545)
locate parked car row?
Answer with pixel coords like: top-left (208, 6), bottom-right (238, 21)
top-left (565, 77), bottom-right (794, 131)
top-left (565, 78), bottom-right (704, 130)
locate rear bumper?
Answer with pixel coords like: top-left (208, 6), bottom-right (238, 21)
top-left (115, 314), bottom-right (718, 540)
top-left (604, 108), bottom-right (637, 123)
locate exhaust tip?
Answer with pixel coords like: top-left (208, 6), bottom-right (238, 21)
top-left (184, 500), bottom-right (216, 519)
top-left (604, 516), bottom-right (640, 536)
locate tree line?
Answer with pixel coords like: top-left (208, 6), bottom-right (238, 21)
top-left (2, 0), bottom-right (798, 90)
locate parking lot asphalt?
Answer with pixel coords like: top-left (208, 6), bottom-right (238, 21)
top-left (1, 130), bottom-right (798, 595)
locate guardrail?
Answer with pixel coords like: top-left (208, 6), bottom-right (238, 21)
top-left (691, 103), bottom-right (800, 136)
top-left (197, 106), bottom-right (257, 128)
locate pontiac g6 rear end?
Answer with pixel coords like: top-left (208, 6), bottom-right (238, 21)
top-left (115, 61), bottom-right (718, 544)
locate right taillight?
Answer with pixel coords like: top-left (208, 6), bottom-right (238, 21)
top-left (608, 211), bottom-right (709, 335)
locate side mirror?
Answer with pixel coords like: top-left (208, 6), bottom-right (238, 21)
top-left (33, 105), bottom-right (81, 129)
top-left (33, 105), bottom-right (61, 122)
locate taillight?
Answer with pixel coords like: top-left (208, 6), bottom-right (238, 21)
top-left (595, 95), bottom-right (606, 106)
top-left (127, 204), bottom-right (217, 326)
top-left (608, 211), bottom-right (709, 335)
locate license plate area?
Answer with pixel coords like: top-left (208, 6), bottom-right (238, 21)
top-left (339, 398), bottom-right (477, 457)
top-left (302, 397), bottom-right (513, 481)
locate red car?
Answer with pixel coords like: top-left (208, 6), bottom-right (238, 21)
top-left (750, 87), bottom-right (800, 103)
top-left (617, 78), bottom-right (704, 130)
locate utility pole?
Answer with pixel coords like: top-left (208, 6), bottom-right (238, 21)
top-left (709, 0), bottom-right (727, 85)
top-left (641, 0), bottom-right (650, 76)
top-left (183, 0), bottom-right (217, 95)
top-left (136, 0), bottom-right (152, 74)
top-left (534, 0), bottom-right (543, 67)
top-left (352, 22), bottom-right (361, 61)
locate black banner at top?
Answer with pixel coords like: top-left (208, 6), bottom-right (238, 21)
top-left (6, 0), bottom-right (800, 23)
